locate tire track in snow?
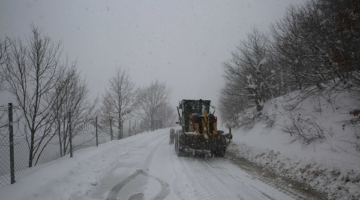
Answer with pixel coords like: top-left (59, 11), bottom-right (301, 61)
top-left (107, 169), bottom-right (143, 200)
top-left (192, 158), bottom-right (268, 200)
top-left (171, 156), bottom-right (219, 200)
top-left (173, 155), bottom-right (296, 200)
top-left (203, 159), bottom-right (279, 199)
top-left (106, 134), bottom-right (170, 200)
top-left (201, 159), bottom-right (265, 200)
top-left (142, 134), bottom-right (166, 170)
top-left (210, 159), bottom-right (309, 200)
top-left (249, 185), bottom-right (277, 200)
top-left (170, 148), bottom-right (256, 199)
top-left (169, 138), bottom-right (321, 200)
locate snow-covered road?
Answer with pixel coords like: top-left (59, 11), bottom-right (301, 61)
top-left (0, 128), bottom-right (319, 200)
top-left (87, 129), bottom-right (305, 200)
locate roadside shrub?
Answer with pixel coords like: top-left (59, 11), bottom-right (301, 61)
top-left (282, 113), bottom-right (328, 145)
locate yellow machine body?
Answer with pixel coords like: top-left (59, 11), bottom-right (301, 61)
top-left (175, 99), bottom-right (231, 157)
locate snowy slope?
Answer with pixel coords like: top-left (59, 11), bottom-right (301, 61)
top-left (227, 89), bottom-right (360, 200)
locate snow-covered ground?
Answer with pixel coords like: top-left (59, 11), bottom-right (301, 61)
top-left (0, 128), bottom-right (316, 200)
top-left (227, 89), bottom-right (360, 200)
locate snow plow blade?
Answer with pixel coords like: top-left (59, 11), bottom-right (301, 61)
top-left (223, 133), bottom-right (233, 139)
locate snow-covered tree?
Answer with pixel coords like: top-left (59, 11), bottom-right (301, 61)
top-left (220, 29), bottom-right (278, 126)
top-left (270, 6), bottom-right (312, 93)
top-left (220, 0), bottom-right (360, 128)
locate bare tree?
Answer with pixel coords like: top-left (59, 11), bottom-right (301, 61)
top-left (281, 0), bottom-right (360, 91)
top-left (137, 80), bottom-right (171, 131)
top-left (316, 0), bottom-right (360, 87)
top-left (99, 91), bottom-right (115, 140)
top-left (102, 68), bottom-right (137, 139)
top-left (269, 0), bottom-right (360, 104)
top-left (4, 26), bottom-right (64, 167)
top-left (52, 64), bottom-right (97, 157)
top-left (270, 6), bottom-right (312, 93)
top-left (0, 38), bottom-right (9, 92)
top-left (220, 56), bottom-right (251, 127)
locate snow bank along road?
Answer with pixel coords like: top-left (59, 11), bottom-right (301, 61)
top-left (0, 128), bottom-right (321, 200)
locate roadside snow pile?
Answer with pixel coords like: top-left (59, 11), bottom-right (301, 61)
top-left (228, 89), bottom-right (360, 200)
top-left (228, 142), bottom-right (360, 200)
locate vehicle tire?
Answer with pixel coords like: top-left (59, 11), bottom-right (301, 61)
top-left (169, 129), bottom-right (175, 144)
top-left (175, 132), bottom-right (184, 157)
top-left (174, 132), bottom-right (177, 149)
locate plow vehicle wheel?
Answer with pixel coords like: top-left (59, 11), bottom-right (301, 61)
top-left (169, 129), bottom-right (175, 144)
top-left (212, 137), bottom-right (227, 157)
top-left (175, 133), bottom-right (184, 157)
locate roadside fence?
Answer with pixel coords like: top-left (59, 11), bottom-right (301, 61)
top-left (0, 103), bottom-right (112, 187)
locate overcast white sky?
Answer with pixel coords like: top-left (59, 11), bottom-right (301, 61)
top-left (0, 0), bottom-right (304, 109)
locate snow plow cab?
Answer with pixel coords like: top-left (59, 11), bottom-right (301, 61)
top-left (174, 99), bottom-right (232, 157)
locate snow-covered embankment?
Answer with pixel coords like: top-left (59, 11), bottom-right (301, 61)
top-left (227, 91), bottom-right (360, 200)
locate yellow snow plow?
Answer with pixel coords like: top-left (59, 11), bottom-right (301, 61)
top-left (174, 99), bottom-right (232, 157)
